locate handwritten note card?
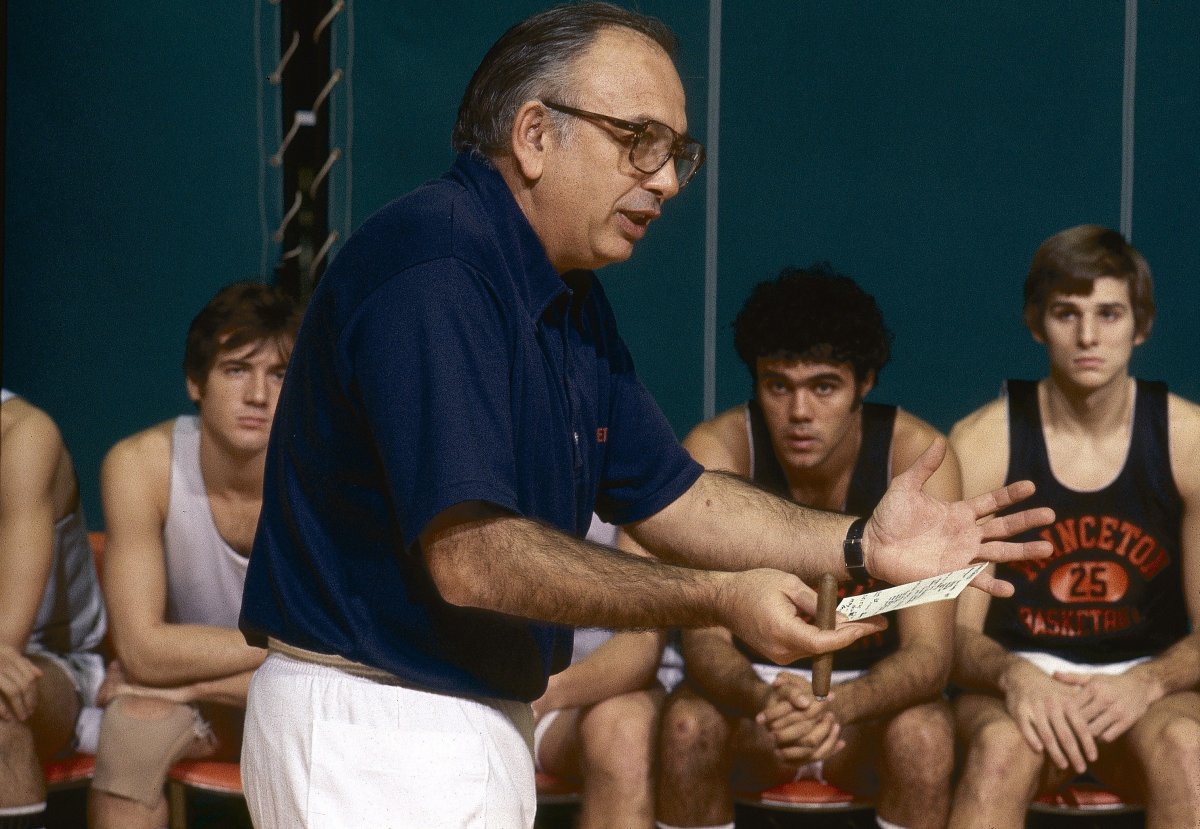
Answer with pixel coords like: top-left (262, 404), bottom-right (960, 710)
top-left (836, 563), bottom-right (987, 620)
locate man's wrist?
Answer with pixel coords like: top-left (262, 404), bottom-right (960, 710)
top-left (843, 516), bottom-right (868, 578)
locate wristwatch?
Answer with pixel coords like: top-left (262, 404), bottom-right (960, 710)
top-left (843, 516), bottom-right (868, 578)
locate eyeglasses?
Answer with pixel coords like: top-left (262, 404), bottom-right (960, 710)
top-left (541, 101), bottom-right (706, 190)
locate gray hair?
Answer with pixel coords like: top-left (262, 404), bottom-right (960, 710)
top-left (452, 3), bottom-right (677, 159)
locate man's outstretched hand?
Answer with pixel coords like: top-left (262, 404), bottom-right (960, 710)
top-left (863, 437), bottom-right (1054, 597)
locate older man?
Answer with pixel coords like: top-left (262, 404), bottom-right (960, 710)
top-left (239, 5), bottom-right (1053, 827)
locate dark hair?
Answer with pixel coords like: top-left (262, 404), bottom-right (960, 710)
top-left (183, 282), bottom-right (303, 388)
top-left (452, 2), bottom-right (676, 158)
top-left (1024, 224), bottom-right (1155, 337)
top-left (733, 263), bottom-right (892, 384)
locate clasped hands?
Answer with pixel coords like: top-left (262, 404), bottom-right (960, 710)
top-left (754, 673), bottom-right (844, 767)
top-left (1003, 659), bottom-right (1154, 773)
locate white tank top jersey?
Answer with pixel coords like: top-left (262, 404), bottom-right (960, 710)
top-left (1, 389), bottom-right (106, 655)
top-left (163, 415), bottom-right (249, 628)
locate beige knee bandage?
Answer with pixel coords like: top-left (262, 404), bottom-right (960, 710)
top-left (92, 697), bottom-right (214, 807)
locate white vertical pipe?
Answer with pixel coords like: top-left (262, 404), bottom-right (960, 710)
top-left (703, 0), bottom-right (722, 419)
top-left (1121, 0), bottom-right (1137, 240)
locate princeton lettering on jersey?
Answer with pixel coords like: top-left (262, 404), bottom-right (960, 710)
top-left (1008, 514), bottom-right (1171, 582)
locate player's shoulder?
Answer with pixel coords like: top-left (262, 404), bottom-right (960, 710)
top-left (103, 419), bottom-right (176, 478)
top-left (1, 395), bottom-right (63, 450)
top-left (949, 396), bottom-right (1008, 454)
top-left (682, 404), bottom-right (749, 473)
top-left (891, 407), bottom-right (945, 448)
top-left (1166, 391), bottom-right (1200, 497)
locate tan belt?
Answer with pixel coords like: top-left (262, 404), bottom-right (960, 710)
top-left (267, 637), bottom-right (411, 686)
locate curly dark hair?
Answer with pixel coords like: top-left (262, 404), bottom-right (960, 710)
top-left (733, 263), bottom-right (892, 385)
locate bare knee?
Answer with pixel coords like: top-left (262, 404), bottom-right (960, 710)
top-left (658, 692), bottom-right (730, 779)
top-left (883, 703), bottom-right (954, 794)
top-left (1132, 714), bottom-right (1200, 792)
top-left (579, 694), bottom-right (658, 782)
top-left (962, 717), bottom-right (1042, 788)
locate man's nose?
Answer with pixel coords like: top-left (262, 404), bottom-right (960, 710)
top-left (1077, 315), bottom-right (1099, 346)
top-left (643, 159), bottom-right (679, 201)
top-left (245, 372), bottom-right (269, 404)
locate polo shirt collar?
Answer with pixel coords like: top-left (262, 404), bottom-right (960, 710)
top-left (449, 152), bottom-right (593, 320)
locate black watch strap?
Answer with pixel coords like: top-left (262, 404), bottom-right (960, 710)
top-left (843, 516), bottom-right (868, 577)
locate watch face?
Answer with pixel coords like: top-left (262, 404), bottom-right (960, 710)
top-left (844, 516), bottom-right (867, 571)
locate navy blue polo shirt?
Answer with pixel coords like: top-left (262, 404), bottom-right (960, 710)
top-left (240, 152), bottom-right (702, 702)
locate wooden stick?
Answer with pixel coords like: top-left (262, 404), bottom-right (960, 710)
top-left (811, 572), bottom-right (838, 700)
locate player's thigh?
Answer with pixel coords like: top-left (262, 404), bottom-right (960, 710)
top-left (26, 654), bottom-right (80, 759)
top-left (1091, 690), bottom-right (1200, 799)
top-left (824, 701), bottom-right (952, 793)
top-left (953, 692), bottom-right (1071, 793)
top-left (537, 708), bottom-right (584, 779)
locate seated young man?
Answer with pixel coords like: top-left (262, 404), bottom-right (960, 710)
top-left (655, 266), bottom-right (960, 829)
top-left (0, 391), bottom-right (107, 829)
top-left (947, 225), bottom-right (1200, 829)
top-left (532, 515), bottom-right (675, 829)
top-left (88, 282), bottom-right (302, 829)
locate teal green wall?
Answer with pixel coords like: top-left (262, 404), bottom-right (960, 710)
top-left (5, 3), bottom-right (1198, 528)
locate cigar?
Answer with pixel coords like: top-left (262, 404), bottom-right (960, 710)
top-left (811, 572), bottom-right (838, 700)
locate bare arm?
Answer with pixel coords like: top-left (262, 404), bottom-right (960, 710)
top-left (99, 661), bottom-right (256, 709)
top-left (421, 504), bottom-right (885, 666)
top-left (0, 402), bottom-right (62, 650)
top-left (628, 441), bottom-right (1053, 598)
top-left (682, 626), bottom-right (770, 717)
top-left (1124, 394), bottom-right (1200, 694)
top-left (100, 428), bottom-right (265, 688)
top-left (533, 630), bottom-right (666, 718)
top-left (0, 401), bottom-right (64, 720)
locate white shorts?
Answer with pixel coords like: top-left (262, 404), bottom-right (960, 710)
top-left (1015, 651), bottom-right (1151, 676)
top-left (750, 663), bottom-right (867, 784)
top-left (532, 708), bottom-right (561, 774)
top-left (242, 651), bottom-right (537, 829)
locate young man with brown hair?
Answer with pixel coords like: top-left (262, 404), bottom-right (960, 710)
top-left (948, 225), bottom-right (1200, 829)
top-left (88, 282), bottom-right (301, 829)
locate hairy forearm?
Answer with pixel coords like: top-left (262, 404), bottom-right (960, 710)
top-left (683, 629), bottom-right (769, 717)
top-left (951, 624), bottom-right (1022, 693)
top-left (425, 513), bottom-right (727, 630)
top-left (628, 471), bottom-right (852, 581)
top-left (831, 642), bottom-right (949, 724)
top-left (118, 624), bottom-right (265, 688)
top-left (1129, 631), bottom-right (1200, 698)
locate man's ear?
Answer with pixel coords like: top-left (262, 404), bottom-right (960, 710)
top-left (510, 101), bottom-right (552, 183)
top-left (1024, 307), bottom-right (1046, 344)
top-left (857, 370), bottom-right (876, 400)
top-left (1134, 320), bottom-right (1151, 347)
top-left (185, 376), bottom-right (203, 406)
